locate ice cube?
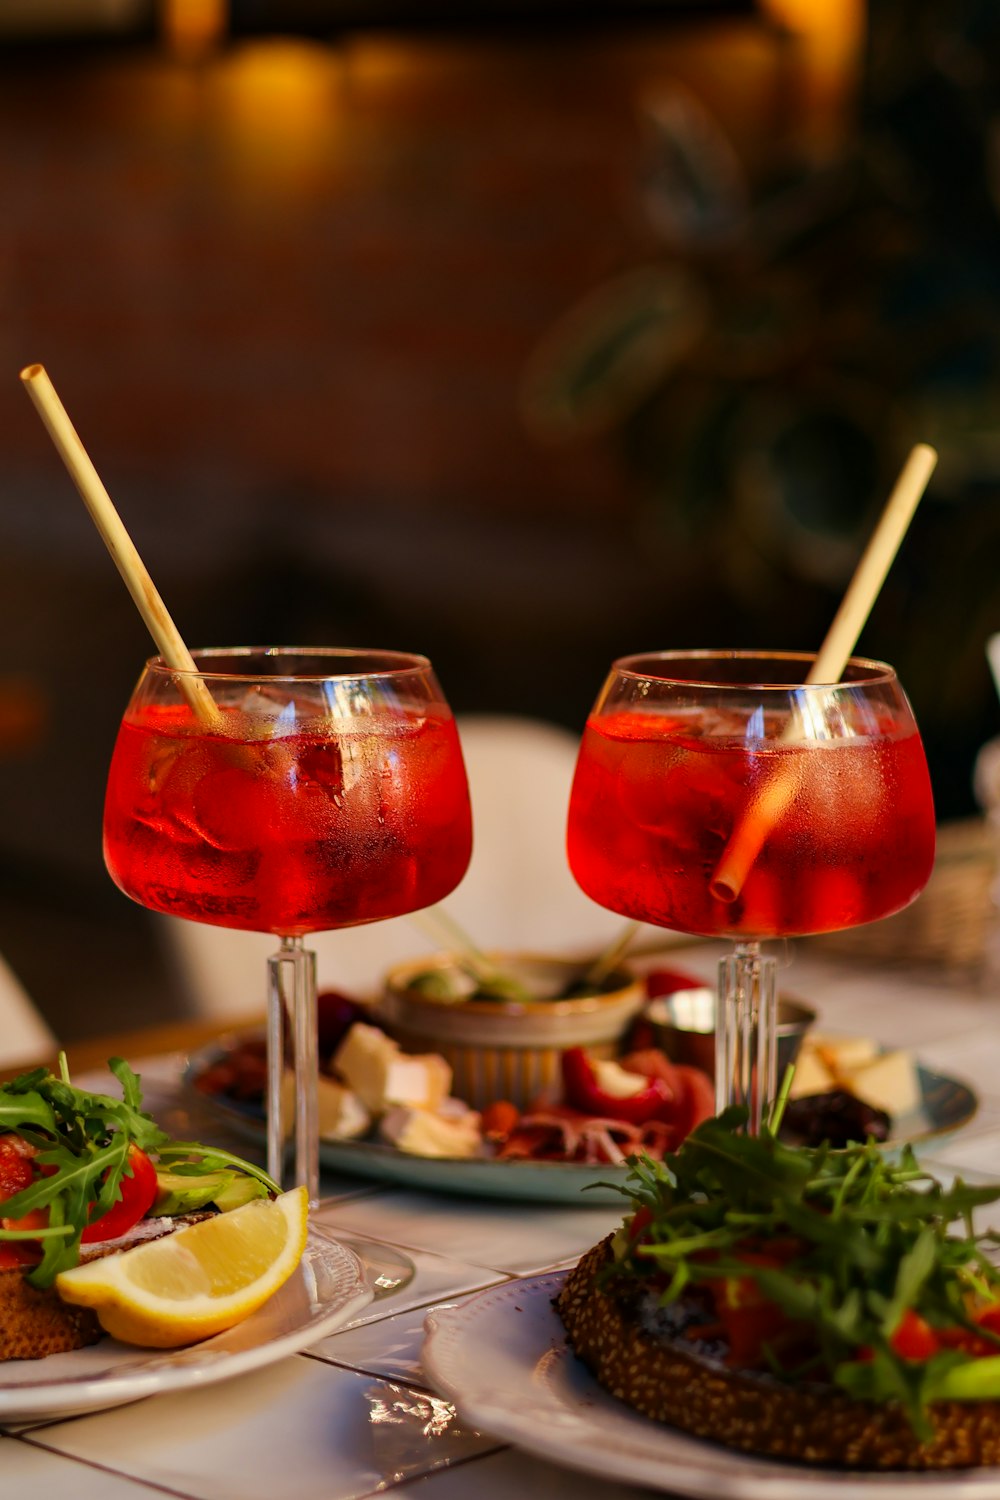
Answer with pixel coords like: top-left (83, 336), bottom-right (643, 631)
top-left (297, 738), bottom-right (344, 797)
top-left (234, 686), bottom-right (299, 741)
top-left (187, 765), bottom-right (280, 850)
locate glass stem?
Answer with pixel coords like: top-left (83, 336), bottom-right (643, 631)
top-left (267, 935), bottom-right (319, 1207)
top-left (715, 940), bottom-right (777, 1133)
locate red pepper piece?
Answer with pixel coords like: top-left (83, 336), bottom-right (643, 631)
top-left (936, 1303), bottom-right (1000, 1358)
top-left (975, 1304), bottom-right (1000, 1337)
top-left (644, 969), bottom-right (708, 999)
top-left (670, 1064), bottom-right (716, 1136)
top-left (617, 1048), bottom-right (680, 1091)
top-left (560, 1047), bottom-right (674, 1126)
top-left (617, 1050), bottom-right (714, 1138)
top-left (859, 1309), bottom-right (942, 1363)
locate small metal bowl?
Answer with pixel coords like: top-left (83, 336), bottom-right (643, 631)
top-left (645, 984), bottom-right (817, 1079)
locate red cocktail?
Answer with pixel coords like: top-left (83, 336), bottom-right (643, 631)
top-left (104, 648), bottom-right (472, 1200)
top-left (105, 703), bottom-right (470, 936)
top-left (568, 706), bottom-right (934, 941)
top-left (567, 651), bottom-right (936, 1127)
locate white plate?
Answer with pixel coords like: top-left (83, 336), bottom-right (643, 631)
top-left (0, 1227), bottom-right (372, 1424)
top-left (422, 1273), bottom-right (1000, 1498)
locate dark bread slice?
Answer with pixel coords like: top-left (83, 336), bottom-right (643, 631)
top-left (0, 1266), bottom-right (100, 1360)
top-left (0, 1212), bottom-right (213, 1362)
top-left (556, 1235), bottom-right (1000, 1471)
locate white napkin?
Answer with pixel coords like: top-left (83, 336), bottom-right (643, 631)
top-left (0, 950), bottom-right (55, 1067)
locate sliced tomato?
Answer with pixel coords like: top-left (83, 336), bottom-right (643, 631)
top-left (80, 1144), bottom-right (158, 1243)
top-left (890, 1309), bottom-right (940, 1362)
top-left (859, 1308), bottom-right (942, 1363)
top-left (0, 1135), bottom-right (35, 1199)
top-left (718, 1298), bottom-right (791, 1367)
top-left (0, 1136), bottom-right (45, 1265)
top-left (702, 1243), bottom-right (805, 1368)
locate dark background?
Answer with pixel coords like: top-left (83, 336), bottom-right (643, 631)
top-left (0, 0), bottom-right (997, 1041)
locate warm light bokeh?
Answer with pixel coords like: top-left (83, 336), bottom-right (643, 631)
top-left (159, 0), bottom-right (227, 60)
top-left (759, 0), bottom-right (867, 157)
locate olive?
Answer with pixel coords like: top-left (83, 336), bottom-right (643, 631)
top-left (780, 1089), bottom-right (891, 1149)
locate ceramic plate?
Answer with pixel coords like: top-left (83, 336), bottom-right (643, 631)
top-left (183, 1037), bottom-right (979, 1206)
top-left (0, 1227), bottom-right (372, 1424)
top-left (423, 1273), bottom-right (1000, 1498)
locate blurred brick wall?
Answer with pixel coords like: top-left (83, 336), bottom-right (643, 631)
top-left (0, 20), bottom-right (789, 885)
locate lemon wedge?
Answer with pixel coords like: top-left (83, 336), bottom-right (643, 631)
top-left (55, 1187), bottom-right (309, 1348)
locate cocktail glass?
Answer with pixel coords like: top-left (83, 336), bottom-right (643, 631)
top-left (567, 650), bottom-right (936, 1130)
top-left (103, 647), bottom-right (472, 1201)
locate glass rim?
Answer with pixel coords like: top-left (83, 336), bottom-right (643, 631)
top-left (143, 646), bottom-right (434, 684)
top-left (609, 648), bottom-right (898, 691)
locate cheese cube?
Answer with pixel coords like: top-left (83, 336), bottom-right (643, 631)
top-left (814, 1034), bottom-right (881, 1078)
top-left (788, 1045), bottom-right (837, 1099)
top-left (333, 1022), bottom-right (451, 1115)
top-left (279, 1072), bottom-right (371, 1141)
top-left (379, 1104), bottom-right (482, 1159)
top-left (846, 1049), bottom-right (921, 1117)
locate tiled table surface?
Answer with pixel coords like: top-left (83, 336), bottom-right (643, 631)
top-left (5, 943), bottom-right (1000, 1500)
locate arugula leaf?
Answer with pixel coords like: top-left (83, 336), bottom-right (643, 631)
top-left (0, 1091), bottom-right (57, 1135)
top-left (109, 1057), bottom-right (144, 1113)
top-left (603, 1108), bottom-right (1000, 1434)
top-left (883, 1228), bottom-right (937, 1335)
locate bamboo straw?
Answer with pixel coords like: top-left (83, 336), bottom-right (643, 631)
top-left (408, 905), bottom-right (504, 985)
top-left (582, 919), bottom-right (641, 987)
top-left (710, 442), bottom-right (938, 904)
top-left (20, 364), bottom-right (218, 726)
